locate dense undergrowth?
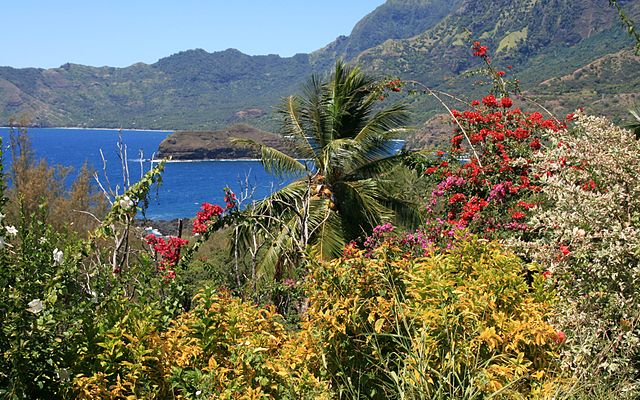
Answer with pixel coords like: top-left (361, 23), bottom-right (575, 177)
top-left (2, 37), bottom-right (640, 399)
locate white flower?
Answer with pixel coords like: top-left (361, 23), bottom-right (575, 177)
top-left (0, 213), bottom-right (4, 223)
top-left (5, 226), bottom-right (17, 237)
top-left (119, 195), bottom-right (134, 210)
top-left (38, 237), bottom-right (47, 244)
top-left (27, 299), bottom-right (44, 314)
top-left (53, 248), bottom-right (64, 266)
top-left (0, 236), bottom-right (5, 250)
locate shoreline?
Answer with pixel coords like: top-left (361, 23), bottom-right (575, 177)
top-left (136, 158), bottom-right (264, 163)
top-left (0, 126), bottom-right (173, 133)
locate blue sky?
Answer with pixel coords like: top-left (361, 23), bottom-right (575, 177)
top-left (2, 1), bottom-right (386, 69)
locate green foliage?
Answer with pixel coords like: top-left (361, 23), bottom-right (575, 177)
top-left (0, 216), bottom-right (91, 399)
top-left (232, 61), bottom-right (419, 294)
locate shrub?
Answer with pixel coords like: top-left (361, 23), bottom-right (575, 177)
top-left (523, 112), bottom-right (640, 392)
top-left (421, 96), bottom-right (565, 242)
top-left (74, 288), bottom-right (331, 399)
top-left (306, 235), bottom-right (561, 399)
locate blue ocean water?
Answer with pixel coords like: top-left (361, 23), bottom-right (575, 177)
top-left (0, 128), bottom-right (293, 220)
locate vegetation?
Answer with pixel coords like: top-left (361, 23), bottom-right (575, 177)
top-left (3, 5), bottom-right (640, 398)
top-left (232, 61), bottom-right (418, 276)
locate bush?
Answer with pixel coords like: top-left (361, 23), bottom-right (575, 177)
top-left (74, 288), bottom-right (331, 399)
top-left (306, 235), bottom-right (561, 399)
top-left (523, 112), bottom-right (640, 393)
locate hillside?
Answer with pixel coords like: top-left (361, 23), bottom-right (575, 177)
top-left (0, 0), bottom-right (638, 132)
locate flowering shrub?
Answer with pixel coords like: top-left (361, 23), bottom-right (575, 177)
top-left (423, 93), bottom-right (565, 240)
top-left (192, 203), bottom-right (224, 234)
top-left (306, 235), bottom-right (560, 398)
top-left (192, 188), bottom-right (237, 235)
top-left (522, 112), bottom-right (640, 390)
top-left (74, 288), bottom-right (331, 399)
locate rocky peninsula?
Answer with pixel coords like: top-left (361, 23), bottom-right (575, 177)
top-left (157, 124), bottom-right (292, 160)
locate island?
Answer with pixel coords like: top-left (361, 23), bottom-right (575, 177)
top-left (156, 124), bottom-right (292, 160)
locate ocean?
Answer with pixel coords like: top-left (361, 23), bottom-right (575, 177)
top-left (0, 127), bottom-right (293, 220)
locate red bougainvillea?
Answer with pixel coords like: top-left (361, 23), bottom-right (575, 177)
top-left (424, 88), bottom-right (566, 238)
top-left (193, 203), bottom-right (224, 234)
top-left (145, 235), bottom-right (189, 280)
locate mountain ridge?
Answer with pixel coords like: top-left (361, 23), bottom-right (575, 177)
top-left (0, 0), bottom-right (638, 130)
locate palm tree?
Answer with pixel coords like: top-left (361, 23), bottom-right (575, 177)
top-left (233, 61), bottom-right (420, 282)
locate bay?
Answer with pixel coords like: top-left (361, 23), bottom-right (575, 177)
top-left (0, 127), bottom-right (293, 220)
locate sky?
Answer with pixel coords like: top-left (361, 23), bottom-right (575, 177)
top-left (2, 0), bottom-right (386, 69)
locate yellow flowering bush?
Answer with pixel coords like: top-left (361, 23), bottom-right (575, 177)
top-left (74, 288), bottom-right (331, 399)
top-left (306, 236), bottom-right (561, 399)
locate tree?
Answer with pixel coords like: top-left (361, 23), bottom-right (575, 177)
top-left (234, 61), bottom-right (420, 283)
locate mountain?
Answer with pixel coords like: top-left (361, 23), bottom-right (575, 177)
top-left (0, 0), bottom-right (638, 131)
top-left (0, 50), bottom-right (316, 130)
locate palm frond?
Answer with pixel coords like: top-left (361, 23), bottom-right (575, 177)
top-left (345, 152), bottom-right (408, 180)
top-left (309, 203), bottom-right (346, 261)
top-left (335, 179), bottom-right (394, 230)
top-left (380, 194), bottom-right (423, 229)
top-left (279, 95), bottom-right (318, 160)
top-left (354, 102), bottom-right (411, 143)
top-left (230, 137), bottom-right (307, 178)
top-left (257, 214), bottom-right (299, 283)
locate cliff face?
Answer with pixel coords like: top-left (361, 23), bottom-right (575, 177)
top-left (157, 124), bottom-right (291, 160)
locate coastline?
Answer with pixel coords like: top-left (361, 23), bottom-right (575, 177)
top-left (141, 158), bottom-right (263, 163)
top-left (0, 126), bottom-right (173, 133)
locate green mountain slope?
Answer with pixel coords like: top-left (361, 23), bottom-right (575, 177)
top-left (0, 0), bottom-right (637, 130)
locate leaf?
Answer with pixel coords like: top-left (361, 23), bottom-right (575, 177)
top-left (230, 137), bottom-right (307, 177)
top-left (374, 318), bottom-right (385, 333)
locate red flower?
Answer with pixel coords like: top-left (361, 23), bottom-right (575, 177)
top-left (482, 95), bottom-right (499, 108)
top-left (223, 188), bottom-right (238, 210)
top-left (451, 135), bottom-right (464, 148)
top-left (193, 202), bottom-right (224, 234)
top-left (559, 244), bottom-right (570, 256)
top-left (517, 201), bottom-right (536, 210)
top-left (500, 97), bottom-right (513, 108)
top-left (146, 235), bottom-right (189, 278)
top-left (472, 41), bottom-right (488, 57)
top-left (425, 166), bottom-right (438, 174)
top-left (449, 193), bottom-right (466, 204)
top-left (471, 99), bottom-right (480, 106)
top-left (511, 212), bottom-right (526, 219)
top-left (581, 179), bottom-right (596, 191)
top-left (542, 270), bottom-right (552, 279)
top-left (496, 70), bottom-right (506, 77)
top-left (555, 330), bottom-right (567, 345)
top-left (529, 138), bottom-right (542, 150)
